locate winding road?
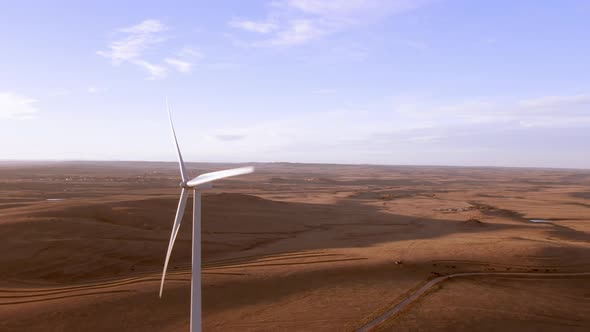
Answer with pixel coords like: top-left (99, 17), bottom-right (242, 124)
top-left (356, 271), bottom-right (590, 332)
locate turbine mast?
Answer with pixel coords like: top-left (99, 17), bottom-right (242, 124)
top-left (191, 190), bottom-right (202, 332)
top-left (160, 100), bottom-right (254, 332)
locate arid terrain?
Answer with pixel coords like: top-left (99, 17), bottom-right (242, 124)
top-left (0, 161), bottom-right (589, 331)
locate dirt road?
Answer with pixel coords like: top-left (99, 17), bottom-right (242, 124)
top-left (357, 272), bottom-right (590, 332)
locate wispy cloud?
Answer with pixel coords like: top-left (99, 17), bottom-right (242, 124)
top-left (519, 93), bottom-right (590, 109)
top-left (87, 86), bottom-right (101, 94)
top-left (392, 93), bottom-right (590, 130)
top-left (170, 93), bottom-right (588, 167)
top-left (97, 19), bottom-right (202, 79)
top-left (167, 46), bottom-right (203, 74)
top-left (97, 19), bottom-right (168, 79)
top-left (97, 19), bottom-right (167, 64)
top-left (229, 19), bottom-right (278, 33)
top-left (165, 57), bottom-right (193, 73)
top-left (267, 19), bottom-right (325, 46)
top-left (0, 92), bottom-right (39, 119)
top-left (178, 46), bottom-right (203, 58)
top-left (515, 93), bottom-right (590, 127)
top-left (120, 19), bottom-right (167, 34)
top-left (285, 0), bottom-right (406, 14)
top-left (133, 60), bottom-right (168, 79)
top-left (230, 0), bottom-right (432, 46)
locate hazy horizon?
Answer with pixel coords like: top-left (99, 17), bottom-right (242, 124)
top-left (1, 158), bottom-right (589, 171)
top-left (1, 1), bottom-right (589, 168)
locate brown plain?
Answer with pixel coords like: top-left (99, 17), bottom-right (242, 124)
top-left (0, 161), bottom-right (589, 331)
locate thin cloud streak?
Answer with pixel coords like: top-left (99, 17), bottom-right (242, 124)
top-left (97, 19), bottom-right (167, 64)
top-left (231, 0), bottom-right (434, 47)
top-left (195, 93), bottom-right (590, 163)
top-left (229, 19), bottom-right (278, 33)
top-left (132, 59), bottom-right (168, 79)
top-left (519, 93), bottom-right (590, 109)
top-left (0, 92), bottom-right (39, 120)
top-left (165, 58), bottom-right (193, 73)
top-left (97, 19), bottom-right (200, 79)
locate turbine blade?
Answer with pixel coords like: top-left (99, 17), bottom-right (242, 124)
top-left (160, 188), bottom-right (189, 298)
top-left (186, 166), bottom-right (254, 188)
top-left (167, 98), bottom-right (188, 182)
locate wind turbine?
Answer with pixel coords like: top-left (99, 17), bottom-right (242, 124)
top-left (159, 100), bottom-right (254, 332)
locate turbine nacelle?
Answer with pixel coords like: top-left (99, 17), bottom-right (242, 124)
top-left (179, 181), bottom-right (213, 190)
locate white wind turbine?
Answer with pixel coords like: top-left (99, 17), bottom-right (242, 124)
top-left (159, 100), bottom-right (254, 332)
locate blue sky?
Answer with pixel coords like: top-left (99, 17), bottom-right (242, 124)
top-left (1, 0), bottom-right (589, 168)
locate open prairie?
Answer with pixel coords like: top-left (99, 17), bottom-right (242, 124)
top-left (0, 161), bottom-right (589, 331)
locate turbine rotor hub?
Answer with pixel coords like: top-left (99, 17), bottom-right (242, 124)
top-left (179, 181), bottom-right (190, 188)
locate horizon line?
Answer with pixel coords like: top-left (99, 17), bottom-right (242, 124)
top-left (0, 158), bottom-right (588, 171)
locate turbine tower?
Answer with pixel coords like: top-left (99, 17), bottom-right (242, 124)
top-left (160, 100), bottom-right (254, 332)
